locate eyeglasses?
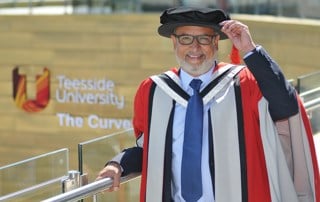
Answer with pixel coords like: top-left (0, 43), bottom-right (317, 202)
top-left (173, 34), bottom-right (217, 45)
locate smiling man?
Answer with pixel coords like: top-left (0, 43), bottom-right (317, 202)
top-left (97, 7), bottom-right (320, 202)
top-left (172, 26), bottom-right (219, 77)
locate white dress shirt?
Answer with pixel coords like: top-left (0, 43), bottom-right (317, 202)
top-left (171, 66), bottom-right (215, 202)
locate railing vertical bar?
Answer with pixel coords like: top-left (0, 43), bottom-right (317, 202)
top-left (78, 143), bottom-right (83, 175)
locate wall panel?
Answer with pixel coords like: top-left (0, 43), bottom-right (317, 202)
top-left (0, 14), bottom-right (319, 170)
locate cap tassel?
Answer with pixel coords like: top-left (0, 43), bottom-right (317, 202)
top-left (230, 44), bottom-right (241, 64)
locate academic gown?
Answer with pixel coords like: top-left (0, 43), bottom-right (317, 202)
top-left (111, 47), bottom-right (320, 202)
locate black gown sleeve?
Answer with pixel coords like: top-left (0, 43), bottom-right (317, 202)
top-left (107, 146), bottom-right (143, 176)
top-left (243, 46), bottom-right (298, 121)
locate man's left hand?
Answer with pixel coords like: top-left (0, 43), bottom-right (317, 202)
top-left (220, 20), bottom-right (256, 54)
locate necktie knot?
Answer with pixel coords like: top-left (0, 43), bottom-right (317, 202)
top-left (190, 79), bottom-right (202, 92)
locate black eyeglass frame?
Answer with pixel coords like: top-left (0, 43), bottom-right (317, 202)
top-left (172, 34), bottom-right (218, 45)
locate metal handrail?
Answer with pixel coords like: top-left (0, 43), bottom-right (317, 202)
top-left (0, 176), bottom-right (66, 201)
top-left (0, 0), bottom-right (71, 15)
top-left (304, 97), bottom-right (320, 112)
top-left (299, 85), bottom-right (320, 112)
top-left (0, 0), bottom-right (67, 4)
top-left (42, 173), bottom-right (140, 202)
top-left (300, 86), bottom-right (320, 98)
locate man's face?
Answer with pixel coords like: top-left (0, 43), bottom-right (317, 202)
top-left (171, 26), bottom-right (219, 77)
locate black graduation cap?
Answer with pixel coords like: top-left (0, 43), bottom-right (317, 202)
top-left (158, 7), bottom-right (230, 40)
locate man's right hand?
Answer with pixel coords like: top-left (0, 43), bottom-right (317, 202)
top-left (96, 162), bottom-right (122, 192)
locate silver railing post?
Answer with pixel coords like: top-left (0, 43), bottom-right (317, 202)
top-left (61, 170), bottom-right (81, 192)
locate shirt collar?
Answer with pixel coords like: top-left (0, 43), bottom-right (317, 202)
top-left (180, 66), bottom-right (215, 92)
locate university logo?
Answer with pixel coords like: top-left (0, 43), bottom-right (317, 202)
top-left (12, 67), bottom-right (50, 112)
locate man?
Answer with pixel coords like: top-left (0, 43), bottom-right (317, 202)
top-left (97, 7), bottom-right (320, 202)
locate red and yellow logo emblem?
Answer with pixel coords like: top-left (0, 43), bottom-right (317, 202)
top-left (12, 67), bottom-right (50, 112)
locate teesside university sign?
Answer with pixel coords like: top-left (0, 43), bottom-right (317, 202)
top-left (12, 66), bottom-right (132, 130)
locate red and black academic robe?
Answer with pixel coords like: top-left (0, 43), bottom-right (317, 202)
top-left (113, 47), bottom-right (320, 202)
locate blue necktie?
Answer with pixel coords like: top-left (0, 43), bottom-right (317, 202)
top-left (181, 79), bottom-right (203, 202)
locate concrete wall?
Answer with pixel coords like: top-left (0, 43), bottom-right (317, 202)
top-left (0, 13), bottom-right (319, 169)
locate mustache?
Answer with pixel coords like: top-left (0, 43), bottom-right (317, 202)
top-left (186, 51), bottom-right (204, 56)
